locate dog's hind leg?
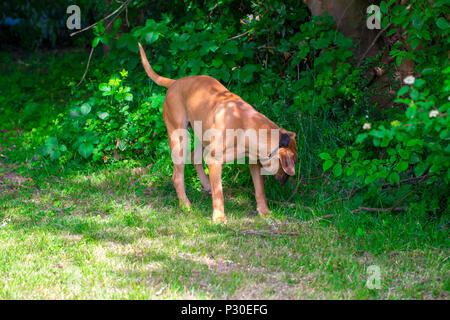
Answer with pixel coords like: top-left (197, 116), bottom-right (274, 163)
top-left (190, 145), bottom-right (211, 194)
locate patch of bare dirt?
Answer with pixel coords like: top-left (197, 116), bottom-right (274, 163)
top-left (0, 160), bottom-right (33, 194)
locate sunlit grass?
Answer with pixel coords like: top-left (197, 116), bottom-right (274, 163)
top-left (0, 166), bottom-right (448, 299)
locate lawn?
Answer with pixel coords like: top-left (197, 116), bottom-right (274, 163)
top-left (0, 162), bottom-right (447, 299)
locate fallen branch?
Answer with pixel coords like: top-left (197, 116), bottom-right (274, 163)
top-left (352, 206), bottom-right (409, 213)
top-left (314, 214), bottom-right (335, 221)
top-left (241, 230), bottom-right (299, 237)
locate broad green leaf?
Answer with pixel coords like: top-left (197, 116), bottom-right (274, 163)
top-left (436, 17), bottom-right (449, 30)
top-left (409, 153), bottom-right (420, 164)
top-left (389, 172), bottom-right (400, 184)
top-left (336, 149), bottom-right (346, 159)
top-left (144, 31), bottom-right (159, 43)
top-left (45, 137), bottom-right (58, 147)
top-left (124, 93), bottom-right (133, 102)
top-left (397, 86), bottom-right (409, 96)
top-left (379, 1), bottom-right (388, 13)
top-left (318, 152), bottom-right (331, 160)
top-left (99, 83), bottom-right (111, 92)
top-left (406, 139), bottom-right (423, 147)
top-left (333, 163), bottom-right (343, 177)
top-left (396, 161), bottom-right (408, 172)
top-left (78, 143), bottom-right (93, 159)
top-left (323, 160), bottom-right (333, 172)
top-left (92, 36), bottom-right (101, 48)
top-left (345, 166), bottom-right (355, 176)
top-left (49, 150), bottom-right (61, 161)
top-left (365, 174), bottom-right (378, 184)
top-left (355, 133), bottom-right (368, 144)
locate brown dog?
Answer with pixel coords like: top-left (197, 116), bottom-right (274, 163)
top-left (138, 43), bottom-right (298, 222)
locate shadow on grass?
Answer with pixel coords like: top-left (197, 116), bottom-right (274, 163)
top-left (1, 165), bottom-right (448, 299)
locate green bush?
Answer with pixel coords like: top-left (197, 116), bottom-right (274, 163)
top-left (318, 0), bottom-right (449, 212)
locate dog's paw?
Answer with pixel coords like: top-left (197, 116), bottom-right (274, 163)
top-left (257, 207), bottom-right (271, 218)
top-left (212, 213), bottom-right (227, 224)
top-left (179, 202), bottom-right (192, 213)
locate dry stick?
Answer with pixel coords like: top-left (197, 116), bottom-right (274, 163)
top-left (282, 175), bottom-right (303, 204)
top-left (381, 174), bottom-right (430, 188)
top-left (241, 230), bottom-right (300, 237)
top-left (387, 175), bottom-right (426, 210)
top-left (69, 0), bottom-right (131, 37)
top-left (357, 22), bottom-right (392, 67)
top-left (76, 46), bottom-right (95, 87)
top-left (352, 206), bottom-right (409, 213)
top-left (305, 214), bottom-right (335, 223)
top-left (105, 0), bottom-right (130, 30)
top-left (227, 29), bottom-right (252, 40)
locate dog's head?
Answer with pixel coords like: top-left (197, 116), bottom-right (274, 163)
top-left (273, 129), bottom-right (298, 185)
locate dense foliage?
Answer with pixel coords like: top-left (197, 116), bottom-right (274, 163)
top-left (1, 0), bottom-right (449, 216)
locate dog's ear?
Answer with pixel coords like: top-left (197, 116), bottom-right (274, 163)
top-left (279, 148), bottom-right (295, 176)
top-left (287, 131), bottom-right (296, 141)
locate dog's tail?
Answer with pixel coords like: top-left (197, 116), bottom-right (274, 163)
top-left (138, 42), bottom-right (175, 88)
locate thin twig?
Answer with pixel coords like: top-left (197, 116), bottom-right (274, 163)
top-left (70, 0), bottom-right (131, 37)
top-left (357, 22), bottom-right (392, 67)
top-left (306, 214), bottom-right (335, 223)
top-left (382, 175), bottom-right (430, 188)
top-left (105, 0), bottom-right (130, 30)
top-left (283, 175), bottom-right (303, 204)
top-left (76, 46), bottom-right (95, 87)
top-left (241, 230), bottom-right (299, 237)
top-left (352, 206), bottom-right (409, 213)
top-left (227, 29), bottom-right (252, 40)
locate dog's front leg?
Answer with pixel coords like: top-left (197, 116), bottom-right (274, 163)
top-left (207, 162), bottom-right (227, 223)
top-left (249, 163), bottom-right (271, 217)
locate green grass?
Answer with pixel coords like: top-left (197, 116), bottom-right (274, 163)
top-left (0, 164), bottom-right (448, 299)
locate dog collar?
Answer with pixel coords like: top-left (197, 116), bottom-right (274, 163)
top-left (259, 146), bottom-right (280, 163)
top-left (259, 133), bottom-right (290, 163)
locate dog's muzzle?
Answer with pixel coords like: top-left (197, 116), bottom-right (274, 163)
top-left (275, 173), bottom-right (289, 186)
